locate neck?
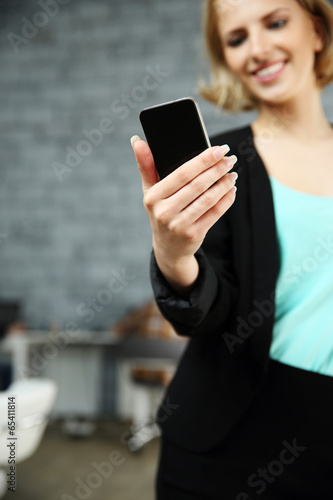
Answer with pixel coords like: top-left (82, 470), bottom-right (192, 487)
top-left (252, 84), bottom-right (332, 144)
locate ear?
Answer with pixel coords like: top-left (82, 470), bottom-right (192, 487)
top-left (312, 16), bottom-right (325, 53)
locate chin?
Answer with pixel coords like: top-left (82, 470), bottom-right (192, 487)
top-left (250, 86), bottom-right (295, 107)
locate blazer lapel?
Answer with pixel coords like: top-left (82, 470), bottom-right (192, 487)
top-left (246, 126), bottom-right (280, 371)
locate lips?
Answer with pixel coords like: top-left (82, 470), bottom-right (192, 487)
top-left (252, 60), bottom-right (287, 76)
top-left (251, 60), bottom-right (287, 82)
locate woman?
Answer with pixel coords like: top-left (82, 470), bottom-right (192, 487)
top-left (131, 0), bottom-right (333, 498)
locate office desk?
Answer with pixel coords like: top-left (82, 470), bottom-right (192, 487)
top-left (1, 331), bottom-right (186, 419)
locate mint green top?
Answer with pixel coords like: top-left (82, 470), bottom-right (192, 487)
top-left (269, 176), bottom-right (333, 376)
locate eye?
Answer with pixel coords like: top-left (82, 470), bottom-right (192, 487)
top-left (226, 18), bottom-right (288, 48)
top-left (227, 35), bottom-right (246, 48)
top-left (269, 19), bottom-right (287, 30)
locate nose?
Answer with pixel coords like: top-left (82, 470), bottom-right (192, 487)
top-left (247, 28), bottom-right (272, 61)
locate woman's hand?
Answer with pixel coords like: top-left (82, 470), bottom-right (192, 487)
top-left (131, 135), bottom-right (238, 295)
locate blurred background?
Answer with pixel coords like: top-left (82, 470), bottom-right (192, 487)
top-left (0, 0), bottom-right (333, 499)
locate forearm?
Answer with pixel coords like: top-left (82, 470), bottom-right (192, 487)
top-left (153, 250), bottom-right (200, 297)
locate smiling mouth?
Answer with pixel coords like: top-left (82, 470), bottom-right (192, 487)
top-left (252, 61), bottom-right (287, 79)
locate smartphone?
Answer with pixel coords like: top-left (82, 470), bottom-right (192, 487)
top-left (139, 97), bottom-right (211, 180)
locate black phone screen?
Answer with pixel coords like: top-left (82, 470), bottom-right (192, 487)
top-left (139, 98), bottom-right (211, 179)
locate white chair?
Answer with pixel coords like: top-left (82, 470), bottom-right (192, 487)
top-left (0, 378), bottom-right (57, 497)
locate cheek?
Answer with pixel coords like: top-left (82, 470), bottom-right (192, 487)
top-left (288, 37), bottom-right (316, 67)
top-left (223, 49), bottom-right (245, 75)
top-left (278, 26), bottom-right (313, 60)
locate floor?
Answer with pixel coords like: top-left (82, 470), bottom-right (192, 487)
top-left (10, 419), bottom-right (160, 500)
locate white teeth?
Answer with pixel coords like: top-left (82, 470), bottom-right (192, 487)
top-left (255, 62), bottom-right (284, 77)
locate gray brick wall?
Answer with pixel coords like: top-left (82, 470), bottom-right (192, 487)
top-left (0, 0), bottom-right (333, 331)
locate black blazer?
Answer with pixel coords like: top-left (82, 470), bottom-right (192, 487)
top-left (150, 124), bottom-right (281, 453)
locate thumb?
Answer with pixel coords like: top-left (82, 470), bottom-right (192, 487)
top-left (131, 135), bottom-right (160, 192)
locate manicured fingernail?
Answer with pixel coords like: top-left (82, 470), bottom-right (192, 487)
top-left (221, 144), bottom-right (230, 154)
top-left (225, 155), bottom-right (238, 168)
top-left (213, 144), bottom-right (230, 161)
top-left (231, 186), bottom-right (237, 194)
top-left (131, 135), bottom-right (141, 147)
top-left (229, 171), bottom-right (238, 183)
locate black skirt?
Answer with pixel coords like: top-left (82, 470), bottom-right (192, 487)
top-left (156, 359), bottom-right (333, 500)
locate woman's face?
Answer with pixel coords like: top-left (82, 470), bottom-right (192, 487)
top-left (216, 0), bottom-right (324, 105)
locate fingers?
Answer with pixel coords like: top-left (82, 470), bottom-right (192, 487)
top-left (193, 185), bottom-right (237, 237)
top-left (169, 154), bottom-right (237, 214)
top-left (170, 171), bottom-right (238, 231)
top-left (131, 136), bottom-right (160, 193)
top-left (155, 145), bottom-right (232, 199)
top-left (131, 136), bottom-right (234, 205)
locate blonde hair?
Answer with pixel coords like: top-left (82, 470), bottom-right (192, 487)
top-left (200, 0), bottom-right (333, 112)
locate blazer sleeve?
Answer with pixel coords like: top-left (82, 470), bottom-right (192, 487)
top-left (150, 205), bottom-right (238, 338)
